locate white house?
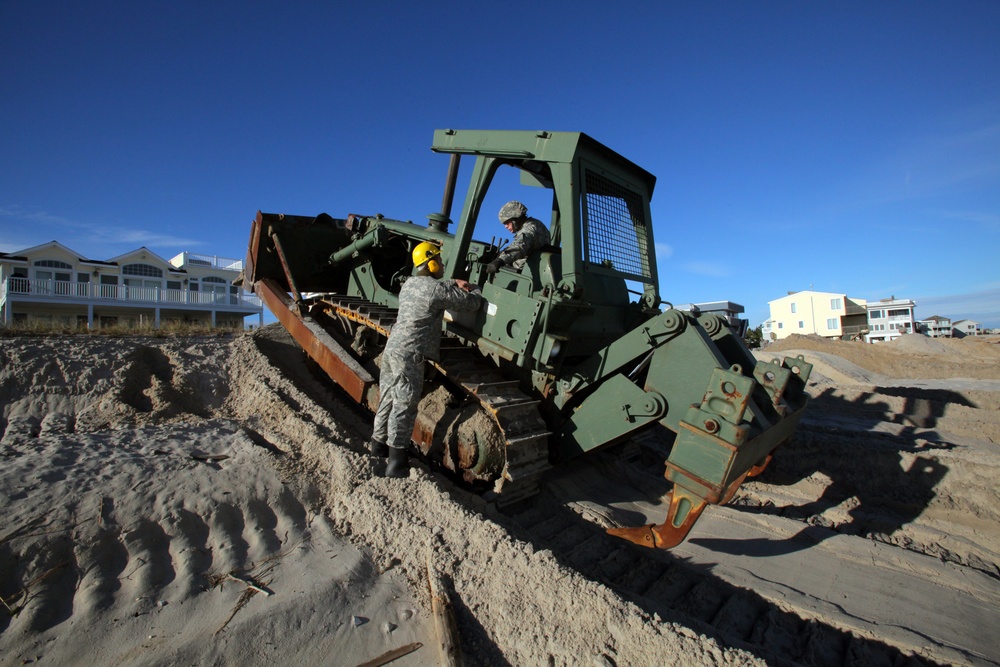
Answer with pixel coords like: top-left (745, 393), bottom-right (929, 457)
top-left (0, 241), bottom-right (263, 329)
top-left (918, 315), bottom-right (952, 338)
top-left (952, 319), bottom-right (982, 338)
top-left (866, 297), bottom-right (917, 343)
top-left (766, 290), bottom-right (868, 341)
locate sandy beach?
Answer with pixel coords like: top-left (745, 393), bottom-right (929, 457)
top-left (2, 328), bottom-right (998, 666)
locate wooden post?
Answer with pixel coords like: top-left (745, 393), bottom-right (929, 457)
top-left (426, 554), bottom-right (463, 667)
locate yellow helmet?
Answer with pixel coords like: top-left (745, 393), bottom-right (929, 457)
top-left (412, 241), bottom-right (442, 274)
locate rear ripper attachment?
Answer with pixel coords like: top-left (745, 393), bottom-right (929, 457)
top-left (243, 129), bottom-right (813, 548)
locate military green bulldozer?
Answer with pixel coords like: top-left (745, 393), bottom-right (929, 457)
top-left (242, 129), bottom-right (811, 548)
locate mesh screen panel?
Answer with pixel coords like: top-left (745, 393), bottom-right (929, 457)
top-left (583, 171), bottom-right (650, 279)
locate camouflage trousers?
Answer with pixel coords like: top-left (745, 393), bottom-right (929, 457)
top-left (372, 348), bottom-right (426, 450)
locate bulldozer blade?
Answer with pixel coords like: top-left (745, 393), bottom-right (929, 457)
top-left (606, 487), bottom-right (708, 549)
top-left (746, 453), bottom-right (774, 479)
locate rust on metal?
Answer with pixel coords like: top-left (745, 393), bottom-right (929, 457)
top-left (269, 230), bottom-right (303, 305)
top-left (606, 487), bottom-right (708, 549)
top-left (746, 453), bottom-right (774, 478)
top-left (253, 279), bottom-right (373, 404)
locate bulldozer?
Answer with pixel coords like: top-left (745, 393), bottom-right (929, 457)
top-left (242, 129), bottom-right (812, 549)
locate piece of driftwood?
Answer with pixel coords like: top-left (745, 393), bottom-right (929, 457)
top-left (355, 642), bottom-right (422, 667)
top-left (227, 572), bottom-right (272, 596)
top-left (426, 554), bottom-right (463, 667)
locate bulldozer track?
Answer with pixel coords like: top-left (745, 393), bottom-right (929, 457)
top-left (502, 494), bottom-right (943, 667)
top-left (314, 294), bottom-right (552, 505)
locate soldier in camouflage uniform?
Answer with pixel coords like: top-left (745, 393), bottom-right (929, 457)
top-left (372, 241), bottom-right (482, 478)
top-left (485, 201), bottom-right (551, 273)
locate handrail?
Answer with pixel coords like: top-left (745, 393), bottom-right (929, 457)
top-left (176, 252), bottom-right (244, 270)
top-left (2, 277), bottom-right (262, 309)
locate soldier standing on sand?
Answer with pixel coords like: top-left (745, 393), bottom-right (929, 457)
top-left (485, 201), bottom-right (551, 274)
top-left (371, 241), bottom-right (482, 478)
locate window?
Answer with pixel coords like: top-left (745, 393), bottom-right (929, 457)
top-left (830, 298), bottom-right (842, 309)
top-left (75, 272), bottom-right (90, 297)
top-left (166, 280), bottom-right (183, 302)
top-left (777, 322), bottom-right (784, 329)
top-left (122, 263), bottom-right (163, 278)
top-left (34, 259), bottom-right (73, 269)
top-left (582, 170), bottom-right (651, 280)
top-left (888, 308), bottom-right (910, 317)
top-left (790, 303), bottom-right (797, 314)
top-left (202, 276), bottom-right (228, 302)
top-left (827, 318), bottom-right (837, 329)
top-left (100, 274), bottom-right (119, 298)
top-left (35, 269), bottom-right (72, 294)
top-left (798, 321), bottom-right (804, 328)
top-left (869, 310), bottom-right (883, 319)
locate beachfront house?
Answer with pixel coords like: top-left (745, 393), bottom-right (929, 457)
top-left (866, 298), bottom-right (917, 343)
top-left (0, 241), bottom-right (263, 329)
top-left (766, 290), bottom-right (869, 341)
top-left (952, 319), bottom-right (982, 338)
top-left (918, 315), bottom-right (952, 338)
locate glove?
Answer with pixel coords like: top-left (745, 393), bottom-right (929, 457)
top-left (485, 260), bottom-right (503, 275)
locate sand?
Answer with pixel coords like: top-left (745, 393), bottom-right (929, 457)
top-left (1, 328), bottom-right (998, 666)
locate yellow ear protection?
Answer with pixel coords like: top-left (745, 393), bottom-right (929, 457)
top-left (412, 241), bottom-right (443, 274)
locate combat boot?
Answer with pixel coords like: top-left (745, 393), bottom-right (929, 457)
top-left (370, 439), bottom-right (388, 458)
top-left (384, 445), bottom-right (409, 478)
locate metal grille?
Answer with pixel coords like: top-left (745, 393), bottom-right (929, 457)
top-left (583, 170), bottom-right (650, 279)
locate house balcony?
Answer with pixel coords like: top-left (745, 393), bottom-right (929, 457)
top-left (171, 252), bottom-right (245, 271)
top-left (1, 277), bottom-right (262, 312)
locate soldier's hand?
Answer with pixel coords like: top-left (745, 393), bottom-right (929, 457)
top-left (485, 260), bottom-right (502, 275)
top-left (454, 279), bottom-right (474, 292)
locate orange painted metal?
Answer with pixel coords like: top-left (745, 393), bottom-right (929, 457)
top-left (606, 487), bottom-right (708, 549)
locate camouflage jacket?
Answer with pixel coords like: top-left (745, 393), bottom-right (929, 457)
top-left (384, 276), bottom-right (482, 361)
top-left (498, 217), bottom-right (550, 270)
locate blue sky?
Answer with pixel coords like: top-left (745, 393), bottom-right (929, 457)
top-left (2, 1), bottom-right (999, 328)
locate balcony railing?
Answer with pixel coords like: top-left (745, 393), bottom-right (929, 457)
top-left (2, 277), bottom-right (262, 309)
top-left (174, 252), bottom-right (244, 271)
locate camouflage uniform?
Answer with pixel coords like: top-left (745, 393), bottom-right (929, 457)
top-left (372, 275), bottom-right (482, 451)
top-left (497, 216), bottom-right (550, 270)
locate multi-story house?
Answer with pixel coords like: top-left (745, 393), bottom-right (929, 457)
top-left (765, 290), bottom-right (868, 341)
top-left (866, 298), bottom-right (916, 343)
top-left (952, 319), bottom-right (982, 337)
top-left (918, 315), bottom-right (952, 338)
top-left (0, 241), bottom-right (263, 329)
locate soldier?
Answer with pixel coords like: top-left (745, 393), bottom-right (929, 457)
top-left (371, 241), bottom-right (482, 478)
top-left (485, 200), bottom-right (551, 273)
